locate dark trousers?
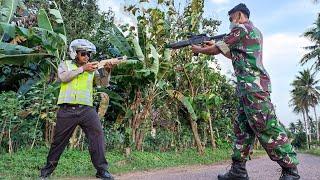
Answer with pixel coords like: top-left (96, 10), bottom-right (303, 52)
top-left (40, 104), bottom-right (108, 176)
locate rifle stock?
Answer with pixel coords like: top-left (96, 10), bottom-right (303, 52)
top-left (92, 56), bottom-right (127, 69)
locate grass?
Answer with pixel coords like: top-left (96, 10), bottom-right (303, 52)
top-left (0, 147), bottom-right (266, 179)
top-left (299, 148), bottom-right (320, 156)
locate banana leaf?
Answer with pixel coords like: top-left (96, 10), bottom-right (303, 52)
top-left (163, 48), bottom-right (171, 61)
top-left (37, 8), bottom-right (66, 57)
top-left (157, 61), bottom-right (171, 80)
top-left (148, 44), bottom-right (159, 76)
top-left (0, 53), bottom-right (53, 65)
top-left (102, 24), bottom-right (134, 56)
top-left (0, 22), bottom-right (15, 37)
top-left (48, 8), bottom-right (66, 37)
top-left (0, 23), bottom-right (42, 44)
top-left (17, 77), bottom-right (39, 94)
top-left (0, 42), bottom-right (33, 54)
top-left (49, 9), bottom-right (63, 24)
top-left (0, 22), bottom-right (66, 50)
top-left (38, 9), bottom-right (53, 31)
top-left (0, 0), bottom-right (19, 41)
top-left (167, 90), bottom-right (197, 121)
top-left (137, 16), bottom-right (147, 56)
top-left (0, 0), bottom-right (18, 23)
top-left (131, 36), bottom-right (145, 62)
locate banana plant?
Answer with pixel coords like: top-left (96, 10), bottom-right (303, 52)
top-left (100, 6), bottom-right (172, 149)
top-left (0, 0), bottom-right (23, 38)
top-left (103, 23), bottom-right (170, 86)
top-left (0, 1), bottom-right (67, 92)
top-left (0, 1), bottom-right (66, 68)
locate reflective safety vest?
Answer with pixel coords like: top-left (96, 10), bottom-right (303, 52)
top-left (57, 60), bottom-right (94, 106)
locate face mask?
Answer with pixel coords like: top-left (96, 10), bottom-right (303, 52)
top-left (229, 22), bottom-right (238, 30)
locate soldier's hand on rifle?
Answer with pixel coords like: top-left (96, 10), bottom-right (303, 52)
top-left (203, 40), bottom-right (215, 47)
top-left (191, 44), bottom-right (204, 54)
top-left (83, 62), bottom-right (98, 72)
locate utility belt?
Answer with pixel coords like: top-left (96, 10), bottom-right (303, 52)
top-left (59, 103), bottom-right (88, 109)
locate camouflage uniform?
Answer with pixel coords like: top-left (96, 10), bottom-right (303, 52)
top-left (216, 21), bottom-right (299, 168)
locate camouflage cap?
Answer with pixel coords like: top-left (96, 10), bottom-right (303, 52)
top-left (228, 3), bottom-right (250, 18)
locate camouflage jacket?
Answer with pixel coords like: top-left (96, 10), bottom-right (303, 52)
top-left (216, 21), bottom-right (271, 96)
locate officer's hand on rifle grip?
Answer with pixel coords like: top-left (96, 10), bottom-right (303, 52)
top-left (104, 62), bottom-right (113, 72)
top-left (83, 62), bottom-right (98, 72)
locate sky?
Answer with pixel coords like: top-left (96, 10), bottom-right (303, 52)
top-left (98, 0), bottom-right (320, 126)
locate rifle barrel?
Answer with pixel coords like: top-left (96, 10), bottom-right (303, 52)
top-left (209, 34), bottom-right (227, 41)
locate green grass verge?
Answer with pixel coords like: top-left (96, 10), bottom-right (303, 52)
top-left (0, 147), bottom-right (266, 179)
top-left (299, 148), bottom-right (320, 156)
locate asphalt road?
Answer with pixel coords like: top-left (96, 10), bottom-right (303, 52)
top-left (116, 153), bottom-right (320, 180)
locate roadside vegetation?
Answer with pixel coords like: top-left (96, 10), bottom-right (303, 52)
top-left (0, 0), bottom-right (319, 179)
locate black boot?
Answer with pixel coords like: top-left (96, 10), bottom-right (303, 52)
top-left (218, 159), bottom-right (249, 180)
top-left (39, 163), bottom-right (56, 179)
top-left (96, 170), bottom-right (114, 180)
top-left (39, 171), bottom-right (51, 180)
top-left (279, 166), bottom-right (300, 180)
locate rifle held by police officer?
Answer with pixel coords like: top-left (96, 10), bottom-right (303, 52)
top-left (90, 56), bottom-right (127, 70)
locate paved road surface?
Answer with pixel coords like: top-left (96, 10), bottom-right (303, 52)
top-left (115, 153), bottom-right (320, 180)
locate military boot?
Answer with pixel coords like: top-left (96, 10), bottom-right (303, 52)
top-left (96, 170), bottom-right (114, 180)
top-left (218, 159), bottom-right (249, 180)
top-left (279, 166), bottom-right (300, 180)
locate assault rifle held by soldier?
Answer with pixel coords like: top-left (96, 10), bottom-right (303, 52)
top-left (166, 33), bottom-right (226, 49)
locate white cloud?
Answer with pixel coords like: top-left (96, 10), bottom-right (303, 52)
top-left (263, 33), bottom-right (313, 126)
top-left (263, 33), bottom-right (309, 75)
top-left (97, 0), bottom-right (137, 26)
top-left (210, 0), bottom-right (229, 4)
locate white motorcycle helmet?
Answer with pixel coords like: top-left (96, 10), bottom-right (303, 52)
top-left (69, 39), bottom-right (96, 60)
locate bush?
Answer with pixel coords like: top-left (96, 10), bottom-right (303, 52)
top-left (0, 91), bottom-right (24, 153)
top-left (291, 132), bottom-right (307, 149)
top-left (143, 128), bottom-right (174, 152)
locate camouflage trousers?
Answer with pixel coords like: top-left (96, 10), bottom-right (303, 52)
top-left (232, 91), bottom-right (299, 168)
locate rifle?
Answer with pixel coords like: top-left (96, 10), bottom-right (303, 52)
top-left (90, 56), bottom-right (127, 77)
top-left (91, 56), bottom-right (127, 70)
top-left (166, 33), bottom-right (226, 49)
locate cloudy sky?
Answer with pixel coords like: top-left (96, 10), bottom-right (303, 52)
top-left (98, 0), bottom-right (320, 126)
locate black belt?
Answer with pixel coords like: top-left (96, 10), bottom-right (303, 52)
top-left (59, 103), bottom-right (87, 108)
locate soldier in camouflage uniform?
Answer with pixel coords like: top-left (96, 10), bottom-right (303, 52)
top-left (192, 3), bottom-right (300, 180)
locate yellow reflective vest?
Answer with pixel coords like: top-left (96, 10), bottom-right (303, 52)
top-left (57, 60), bottom-right (94, 106)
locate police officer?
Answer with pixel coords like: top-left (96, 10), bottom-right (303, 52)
top-left (40, 39), bottom-right (114, 180)
top-left (192, 3), bottom-right (300, 180)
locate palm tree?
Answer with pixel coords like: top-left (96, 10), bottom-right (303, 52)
top-left (290, 96), bottom-right (310, 148)
top-left (290, 69), bottom-right (320, 148)
top-left (296, 120), bottom-right (305, 133)
top-left (289, 122), bottom-right (296, 134)
top-left (301, 13), bottom-right (320, 70)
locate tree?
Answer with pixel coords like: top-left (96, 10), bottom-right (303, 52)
top-left (296, 120), bottom-right (305, 133)
top-left (289, 122), bottom-right (296, 134)
top-left (291, 69), bottom-right (320, 148)
top-left (301, 13), bottom-right (320, 71)
top-left (0, 0), bottom-right (238, 154)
